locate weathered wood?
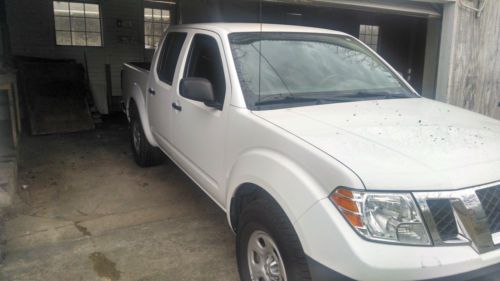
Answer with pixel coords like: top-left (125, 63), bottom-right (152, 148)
top-left (448, 0), bottom-right (500, 120)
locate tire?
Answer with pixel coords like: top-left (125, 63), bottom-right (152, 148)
top-left (129, 102), bottom-right (165, 167)
top-left (237, 197), bottom-right (311, 281)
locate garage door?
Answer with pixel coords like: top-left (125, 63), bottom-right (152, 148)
top-left (266, 0), bottom-right (446, 18)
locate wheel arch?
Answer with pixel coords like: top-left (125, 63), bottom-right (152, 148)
top-left (127, 84), bottom-right (158, 147)
top-left (229, 183), bottom-right (279, 232)
top-left (225, 149), bottom-right (327, 233)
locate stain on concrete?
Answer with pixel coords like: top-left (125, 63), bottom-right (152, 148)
top-left (74, 222), bottom-right (91, 236)
top-left (77, 209), bottom-right (88, 216)
top-left (89, 252), bottom-right (121, 281)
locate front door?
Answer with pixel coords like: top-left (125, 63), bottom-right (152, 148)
top-left (171, 31), bottom-right (230, 203)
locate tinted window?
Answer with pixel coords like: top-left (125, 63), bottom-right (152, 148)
top-left (185, 34), bottom-right (226, 105)
top-left (157, 32), bottom-right (187, 85)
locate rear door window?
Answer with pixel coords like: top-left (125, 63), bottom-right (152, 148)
top-left (156, 32), bottom-right (187, 85)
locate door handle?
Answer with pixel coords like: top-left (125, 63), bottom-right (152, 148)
top-left (148, 88), bottom-right (156, 95)
top-left (172, 102), bottom-right (182, 111)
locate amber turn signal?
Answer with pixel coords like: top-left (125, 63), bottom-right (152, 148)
top-left (330, 188), bottom-right (364, 228)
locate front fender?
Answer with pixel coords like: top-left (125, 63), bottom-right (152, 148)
top-left (127, 83), bottom-right (158, 147)
top-left (225, 148), bottom-right (328, 229)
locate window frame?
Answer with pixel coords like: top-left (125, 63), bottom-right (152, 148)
top-left (156, 32), bottom-right (188, 85)
top-left (183, 33), bottom-right (227, 107)
top-left (52, 0), bottom-right (103, 47)
top-left (358, 24), bottom-right (380, 52)
top-left (143, 7), bottom-right (171, 49)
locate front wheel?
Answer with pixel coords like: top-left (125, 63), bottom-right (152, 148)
top-left (237, 198), bottom-right (311, 281)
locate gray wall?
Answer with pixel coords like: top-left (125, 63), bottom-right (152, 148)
top-left (438, 0), bottom-right (500, 120)
top-left (4, 0), bottom-right (153, 114)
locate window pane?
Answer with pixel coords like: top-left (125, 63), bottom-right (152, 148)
top-left (360, 25), bottom-right (366, 34)
top-left (55, 16), bottom-right (70, 31)
top-left (86, 18), bottom-right (101, 32)
top-left (56, 31), bottom-right (71, 45)
top-left (153, 9), bottom-right (161, 22)
top-left (69, 2), bottom-right (84, 17)
top-left (154, 36), bottom-right (161, 48)
top-left (161, 10), bottom-right (170, 23)
top-left (85, 3), bottom-right (99, 18)
top-left (157, 32), bottom-right (187, 84)
top-left (359, 24), bottom-right (379, 51)
top-left (144, 8), bottom-right (170, 48)
top-left (144, 8), bottom-right (153, 21)
top-left (229, 32), bottom-right (410, 110)
top-left (53, 1), bottom-right (103, 47)
top-left (71, 17), bottom-right (85, 31)
top-left (186, 34), bottom-right (226, 104)
top-left (145, 36), bottom-right (154, 49)
top-left (53, 1), bottom-right (69, 16)
top-left (72, 31), bottom-right (86, 45)
top-left (153, 23), bottom-right (163, 36)
top-left (144, 22), bottom-right (152, 36)
top-left (86, 33), bottom-right (102, 46)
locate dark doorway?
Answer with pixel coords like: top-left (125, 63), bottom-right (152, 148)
top-left (178, 0), bottom-right (429, 93)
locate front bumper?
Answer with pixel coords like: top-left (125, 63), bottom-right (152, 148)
top-left (306, 255), bottom-right (500, 281)
top-left (294, 199), bottom-right (500, 281)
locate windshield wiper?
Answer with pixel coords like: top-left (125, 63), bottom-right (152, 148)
top-left (254, 95), bottom-right (321, 106)
top-left (254, 90), bottom-right (411, 107)
top-left (335, 91), bottom-right (409, 99)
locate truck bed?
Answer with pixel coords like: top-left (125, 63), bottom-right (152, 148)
top-left (126, 62), bottom-right (151, 71)
top-left (121, 61), bottom-right (151, 114)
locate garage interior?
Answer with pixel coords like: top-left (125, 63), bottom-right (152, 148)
top-left (0, 0), bottom-right (496, 280)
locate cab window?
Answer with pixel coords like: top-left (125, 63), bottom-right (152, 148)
top-left (184, 34), bottom-right (226, 106)
top-left (157, 32), bottom-right (187, 85)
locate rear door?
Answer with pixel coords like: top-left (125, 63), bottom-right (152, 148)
top-left (170, 31), bottom-right (231, 203)
top-left (147, 32), bottom-right (187, 149)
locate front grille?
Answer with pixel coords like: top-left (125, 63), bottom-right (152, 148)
top-left (426, 199), bottom-right (458, 240)
top-left (414, 182), bottom-right (500, 253)
top-left (476, 185), bottom-right (500, 234)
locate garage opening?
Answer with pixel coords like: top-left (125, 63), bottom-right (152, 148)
top-left (0, 0), bottom-right (458, 280)
top-left (179, 0), bottom-right (442, 99)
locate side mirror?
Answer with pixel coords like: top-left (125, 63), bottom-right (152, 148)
top-left (179, 78), bottom-right (221, 110)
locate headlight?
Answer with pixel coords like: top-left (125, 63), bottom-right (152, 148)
top-left (330, 188), bottom-right (431, 245)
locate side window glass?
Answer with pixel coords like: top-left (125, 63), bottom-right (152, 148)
top-left (185, 34), bottom-right (226, 105)
top-left (157, 32), bottom-right (187, 85)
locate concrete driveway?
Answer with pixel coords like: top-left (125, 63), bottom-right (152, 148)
top-left (0, 115), bottom-right (238, 281)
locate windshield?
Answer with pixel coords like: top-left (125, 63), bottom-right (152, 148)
top-left (229, 32), bottom-right (418, 110)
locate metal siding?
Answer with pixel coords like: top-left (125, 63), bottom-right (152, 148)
top-left (4, 0), bottom-right (147, 114)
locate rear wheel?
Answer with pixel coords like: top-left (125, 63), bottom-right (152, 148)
top-left (129, 102), bottom-right (165, 167)
top-left (237, 197), bottom-right (311, 281)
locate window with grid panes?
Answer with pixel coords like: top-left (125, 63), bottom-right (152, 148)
top-left (53, 1), bottom-right (102, 46)
top-left (144, 8), bottom-right (170, 49)
top-left (359, 24), bottom-right (379, 52)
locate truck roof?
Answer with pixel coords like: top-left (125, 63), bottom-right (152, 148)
top-left (169, 23), bottom-right (348, 36)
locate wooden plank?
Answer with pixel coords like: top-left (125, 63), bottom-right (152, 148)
top-left (448, 0), bottom-right (500, 119)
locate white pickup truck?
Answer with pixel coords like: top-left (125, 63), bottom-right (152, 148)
top-left (121, 23), bottom-right (500, 281)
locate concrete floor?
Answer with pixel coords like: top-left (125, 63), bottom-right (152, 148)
top-left (0, 115), bottom-right (238, 281)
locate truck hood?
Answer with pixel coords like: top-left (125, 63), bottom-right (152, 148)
top-left (253, 98), bottom-right (500, 191)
